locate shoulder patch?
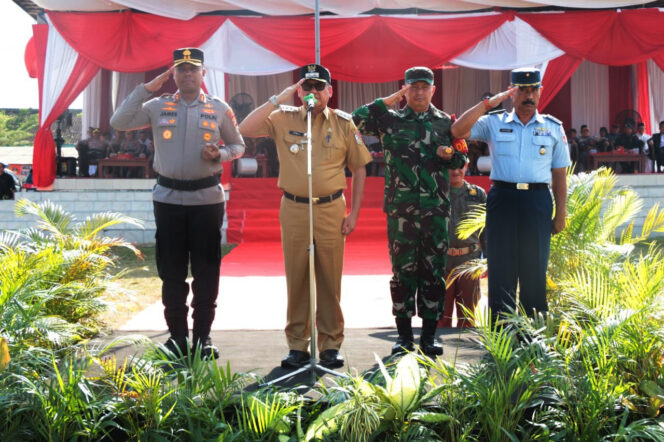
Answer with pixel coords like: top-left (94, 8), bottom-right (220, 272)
top-left (334, 109), bottom-right (352, 121)
top-left (543, 114), bottom-right (562, 125)
top-left (279, 105), bottom-right (300, 112)
top-left (488, 109), bottom-right (506, 115)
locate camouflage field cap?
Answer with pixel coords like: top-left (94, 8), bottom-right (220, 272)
top-left (404, 67), bottom-right (434, 85)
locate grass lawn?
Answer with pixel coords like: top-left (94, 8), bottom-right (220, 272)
top-left (101, 244), bottom-right (237, 329)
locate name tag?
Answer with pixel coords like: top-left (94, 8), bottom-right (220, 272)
top-left (499, 128), bottom-right (513, 133)
top-left (289, 130), bottom-right (305, 136)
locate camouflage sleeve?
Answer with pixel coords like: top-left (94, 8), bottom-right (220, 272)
top-left (352, 99), bottom-right (389, 137)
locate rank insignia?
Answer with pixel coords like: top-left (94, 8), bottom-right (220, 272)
top-left (203, 132), bottom-right (212, 141)
top-left (470, 189), bottom-right (477, 196)
top-left (540, 148), bottom-right (547, 155)
top-left (355, 131), bottom-right (363, 145)
top-left (226, 109), bottom-right (238, 127)
top-left (162, 129), bottom-right (172, 140)
top-left (199, 93), bottom-right (205, 102)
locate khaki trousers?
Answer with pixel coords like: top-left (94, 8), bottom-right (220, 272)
top-left (279, 195), bottom-right (346, 352)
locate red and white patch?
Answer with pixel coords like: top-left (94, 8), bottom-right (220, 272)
top-left (226, 108), bottom-right (238, 127)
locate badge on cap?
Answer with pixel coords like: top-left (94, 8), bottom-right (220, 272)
top-left (163, 129), bottom-right (172, 140)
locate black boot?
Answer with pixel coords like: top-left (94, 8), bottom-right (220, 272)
top-left (193, 335), bottom-right (219, 359)
top-left (391, 317), bottom-right (415, 355)
top-left (420, 319), bottom-right (443, 357)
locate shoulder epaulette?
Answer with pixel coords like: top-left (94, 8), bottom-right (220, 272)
top-left (488, 109), bottom-right (506, 115)
top-left (208, 95), bottom-right (224, 104)
top-left (158, 93), bottom-right (175, 99)
top-left (543, 114), bottom-right (562, 125)
top-left (279, 105), bottom-right (300, 112)
top-left (334, 109), bottom-right (352, 121)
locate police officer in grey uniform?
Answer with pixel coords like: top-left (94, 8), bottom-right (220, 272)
top-left (111, 48), bottom-right (245, 358)
top-left (451, 67), bottom-right (570, 323)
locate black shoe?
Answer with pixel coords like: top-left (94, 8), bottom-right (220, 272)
top-left (161, 336), bottom-right (188, 358)
top-left (391, 336), bottom-right (415, 355)
top-left (193, 335), bottom-right (219, 359)
top-left (420, 318), bottom-right (443, 357)
top-left (281, 350), bottom-right (310, 369)
top-left (319, 349), bottom-right (344, 368)
top-left (392, 317), bottom-right (415, 355)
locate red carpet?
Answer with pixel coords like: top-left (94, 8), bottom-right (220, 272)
top-left (222, 176), bottom-right (492, 277)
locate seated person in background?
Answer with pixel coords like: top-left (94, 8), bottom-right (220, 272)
top-left (138, 130), bottom-right (153, 153)
top-left (0, 162), bottom-right (16, 200)
top-left (615, 122), bottom-right (644, 173)
top-left (598, 126), bottom-right (611, 152)
top-left (76, 127), bottom-right (108, 177)
top-left (107, 131), bottom-right (124, 157)
top-left (636, 122), bottom-right (651, 171)
top-left (567, 128), bottom-right (579, 166)
top-left (648, 121), bottom-right (664, 173)
top-left (120, 130), bottom-right (143, 157)
top-left (607, 124), bottom-right (620, 150)
top-left (577, 124), bottom-right (597, 172)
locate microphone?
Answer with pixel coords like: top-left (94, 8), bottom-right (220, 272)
top-left (304, 93), bottom-right (317, 110)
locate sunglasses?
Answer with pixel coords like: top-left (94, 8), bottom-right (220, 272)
top-left (301, 82), bottom-right (328, 91)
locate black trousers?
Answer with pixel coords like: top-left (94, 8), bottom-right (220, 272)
top-left (486, 186), bottom-right (552, 320)
top-left (153, 201), bottom-right (224, 339)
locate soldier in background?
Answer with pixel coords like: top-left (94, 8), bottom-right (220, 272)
top-left (76, 127), bottom-right (107, 177)
top-left (353, 66), bottom-right (467, 357)
top-left (439, 160), bottom-right (487, 328)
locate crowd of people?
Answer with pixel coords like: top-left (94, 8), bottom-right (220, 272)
top-left (566, 120), bottom-right (664, 173)
top-left (75, 127), bottom-right (155, 177)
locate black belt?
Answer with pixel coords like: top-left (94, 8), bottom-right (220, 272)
top-left (283, 189), bottom-right (343, 204)
top-left (492, 180), bottom-right (549, 191)
top-left (156, 173), bottom-right (220, 191)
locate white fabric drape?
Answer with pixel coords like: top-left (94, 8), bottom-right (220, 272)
top-left (571, 60), bottom-right (610, 135)
top-left (647, 60), bottom-right (664, 131)
top-left (82, 69), bottom-right (103, 138)
top-left (452, 17), bottom-right (563, 70)
top-left (337, 80), bottom-right (400, 114)
top-left (111, 71), bottom-right (143, 110)
top-left (32, 0), bottom-right (652, 19)
top-left (41, 17), bottom-right (79, 126)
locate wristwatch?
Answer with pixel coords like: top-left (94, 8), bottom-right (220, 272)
top-left (269, 95), bottom-right (279, 108)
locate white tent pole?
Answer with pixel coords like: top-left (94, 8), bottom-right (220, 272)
top-left (315, 0), bottom-right (320, 64)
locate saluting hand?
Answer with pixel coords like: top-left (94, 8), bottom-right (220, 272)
top-left (486, 87), bottom-right (517, 109)
top-left (382, 85), bottom-right (410, 108)
top-left (202, 143), bottom-right (220, 161)
top-left (273, 79), bottom-right (305, 106)
top-left (145, 67), bottom-right (175, 93)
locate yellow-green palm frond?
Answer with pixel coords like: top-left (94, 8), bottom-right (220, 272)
top-left (558, 267), bottom-right (617, 318)
top-left (615, 253), bottom-right (664, 310)
top-left (602, 190), bottom-right (642, 242)
top-left (14, 199), bottom-right (74, 237)
top-left (74, 212), bottom-right (144, 241)
top-left (634, 203), bottom-right (664, 241)
top-left (445, 258), bottom-right (486, 289)
top-left (456, 204), bottom-right (485, 240)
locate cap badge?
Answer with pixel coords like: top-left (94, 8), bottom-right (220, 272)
top-left (183, 49), bottom-right (192, 61)
top-left (307, 65), bottom-right (317, 72)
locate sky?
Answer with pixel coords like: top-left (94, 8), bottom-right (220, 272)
top-left (0, 1), bottom-right (82, 109)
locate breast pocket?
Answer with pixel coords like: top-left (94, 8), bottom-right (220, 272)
top-left (283, 133), bottom-right (306, 157)
top-left (322, 132), bottom-right (345, 161)
top-left (494, 132), bottom-right (516, 157)
top-left (531, 135), bottom-right (554, 161)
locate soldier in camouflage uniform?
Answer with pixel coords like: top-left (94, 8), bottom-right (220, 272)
top-left (353, 67), bottom-right (467, 356)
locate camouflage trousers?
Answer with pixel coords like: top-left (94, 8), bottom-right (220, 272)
top-left (387, 211), bottom-right (449, 320)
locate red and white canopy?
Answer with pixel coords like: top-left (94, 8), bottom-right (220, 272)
top-left (28, 7), bottom-right (664, 187)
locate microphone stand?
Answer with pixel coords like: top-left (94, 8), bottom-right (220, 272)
top-left (262, 94), bottom-right (348, 386)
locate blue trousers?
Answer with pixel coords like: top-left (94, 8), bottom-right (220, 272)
top-left (486, 187), bottom-right (552, 319)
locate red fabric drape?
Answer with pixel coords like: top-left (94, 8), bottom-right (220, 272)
top-left (48, 11), bottom-right (226, 72)
top-left (519, 10), bottom-right (664, 66)
top-left (609, 66), bottom-right (633, 127)
top-left (231, 14), bottom-right (508, 82)
top-left (34, 57), bottom-right (100, 187)
top-left (539, 54), bottom-right (582, 110)
top-left (636, 62), bottom-right (652, 134)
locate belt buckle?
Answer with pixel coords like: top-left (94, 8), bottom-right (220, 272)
top-left (311, 197), bottom-right (320, 204)
top-left (516, 183), bottom-right (529, 190)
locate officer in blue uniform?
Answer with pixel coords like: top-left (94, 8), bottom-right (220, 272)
top-left (451, 67), bottom-right (570, 322)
